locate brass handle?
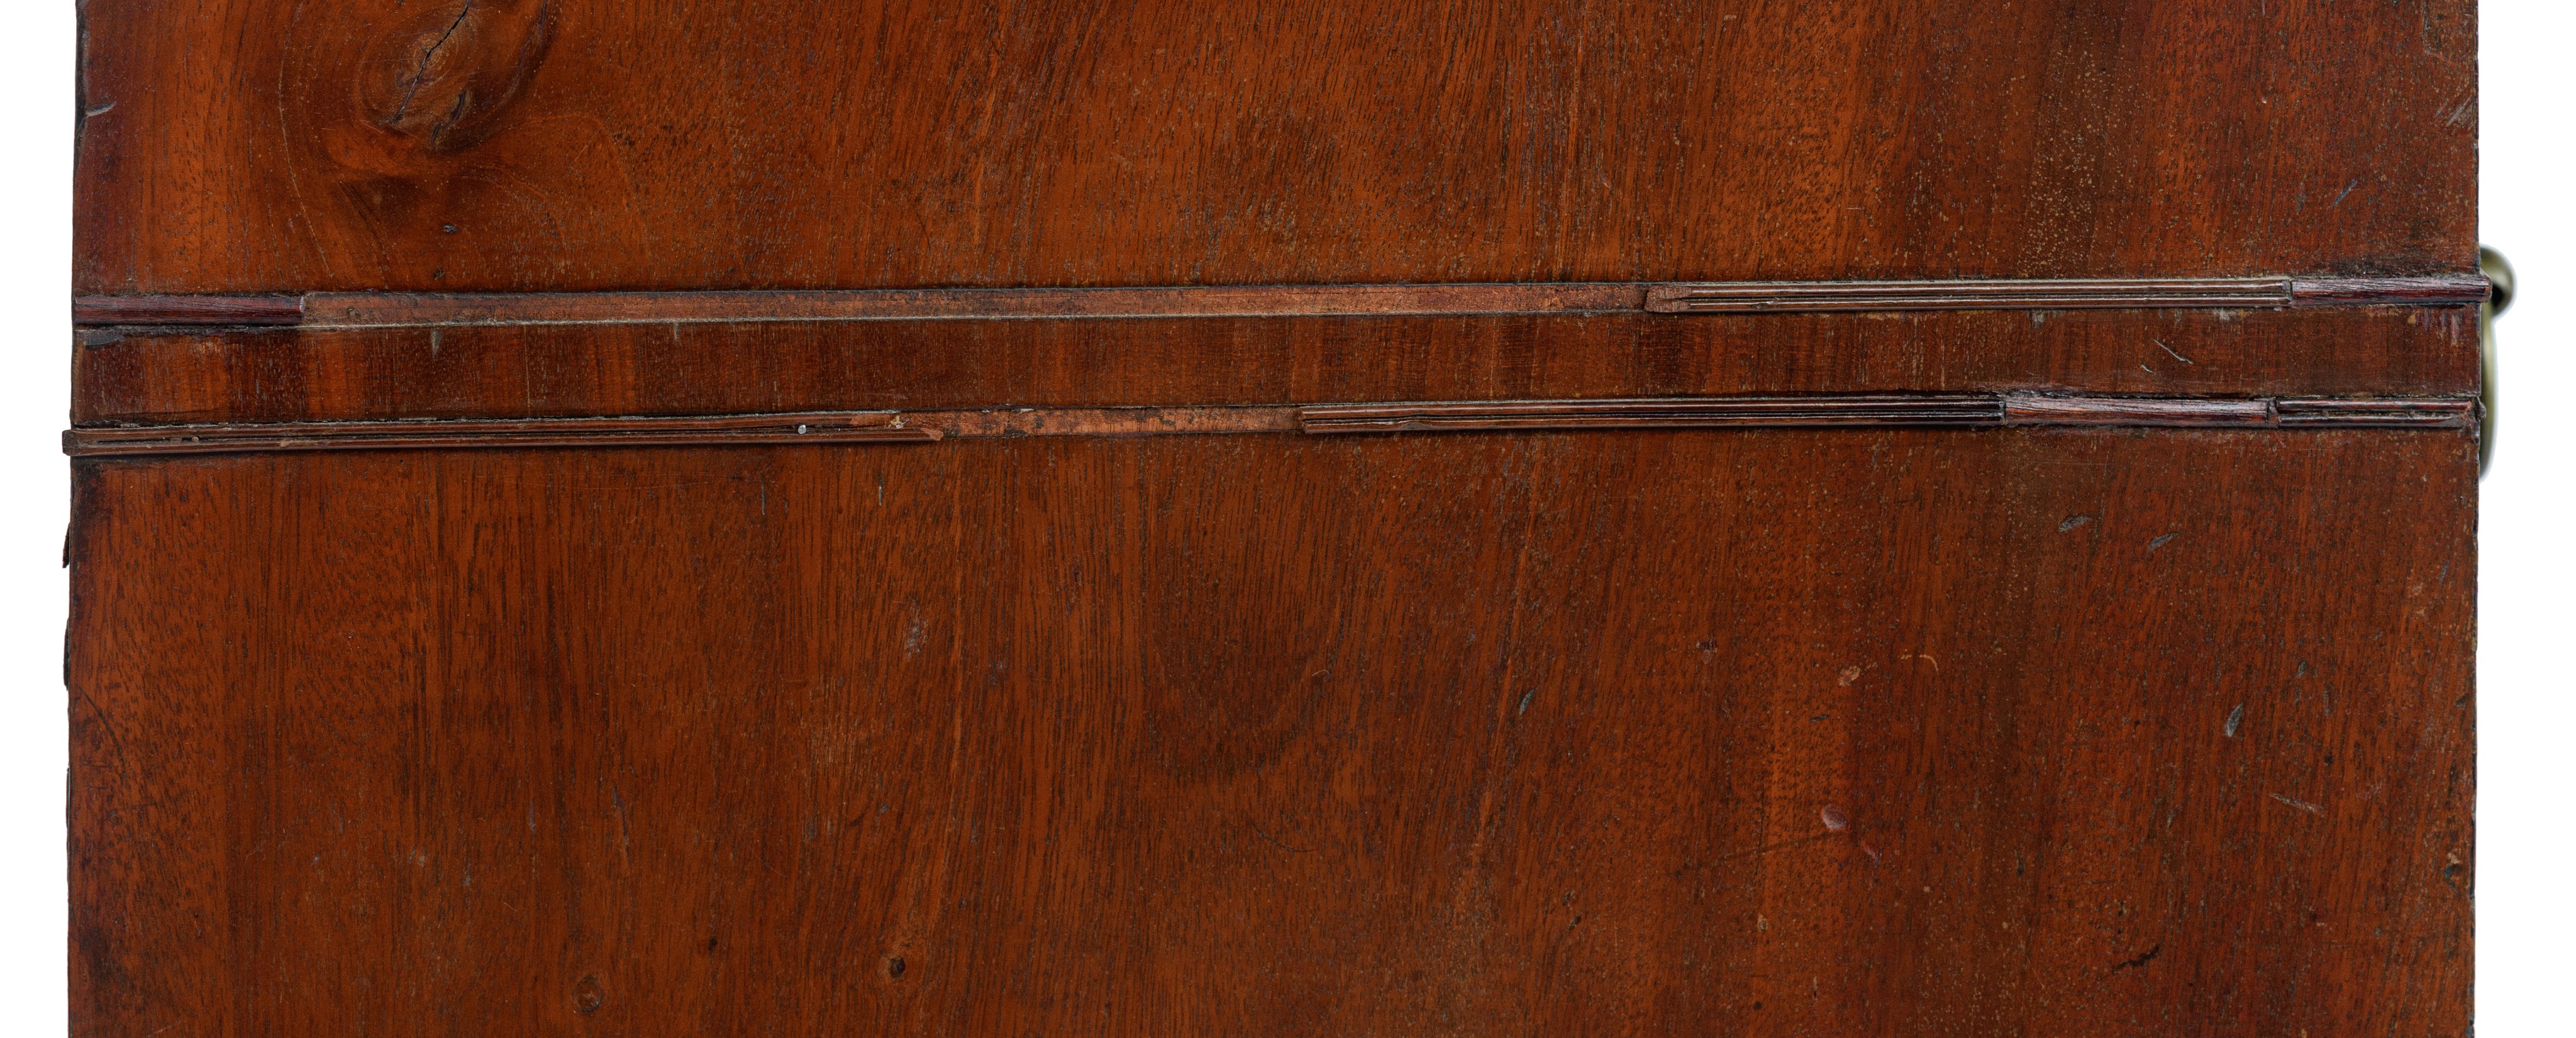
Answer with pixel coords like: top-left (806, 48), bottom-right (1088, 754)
top-left (2481, 246), bottom-right (2515, 478)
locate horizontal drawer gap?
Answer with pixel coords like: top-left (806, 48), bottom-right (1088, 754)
top-left (70, 275), bottom-right (2490, 329)
top-left (64, 395), bottom-right (2477, 458)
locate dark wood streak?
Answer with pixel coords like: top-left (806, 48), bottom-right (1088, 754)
top-left (67, 276), bottom-right (2488, 328)
top-left (64, 396), bottom-right (2478, 456)
top-left (72, 295), bottom-right (305, 326)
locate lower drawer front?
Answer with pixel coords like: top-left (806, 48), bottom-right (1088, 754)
top-left (69, 429), bottom-right (2473, 1036)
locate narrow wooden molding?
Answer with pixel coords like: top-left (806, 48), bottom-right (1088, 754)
top-left (896, 406), bottom-right (1305, 438)
top-left (69, 275), bottom-right (2489, 328)
top-left (1643, 278), bottom-right (2289, 313)
top-left (295, 285), bottom-right (1646, 327)
top-left (66, 396), bottom-right (2475, 458)
top-left (1999, 396), bottom-right (2273, 427)
top-left (1304, 395), bottom-right (2472, 435)
top-left (2274, 399), bottom-right (2480, 427)
top-left (1298, 397), bottom-right (2003, 433)
top-left (2289, 275), bottom-right (2494, 307)
top-left (63, 408), bottom-right (1304, 457)
top-left (72, 295), bottom-right (304, 326)
top-left (64, 412), bottom-right (937, 458)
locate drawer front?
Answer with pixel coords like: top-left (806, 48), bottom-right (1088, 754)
top-left (69, 2), bottom-right (2479, 1035)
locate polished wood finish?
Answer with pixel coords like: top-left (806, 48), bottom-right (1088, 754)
top-left (62, 411), bottom-right (934, 457)
top-left (1306, 395), bottom-right (2475, 435)
top-left (1301, 397), bottom-right (2001, 433)
top-left (2273, 399), bottom-right (2488, 428)
top-left (72, 275), bottom-right (2492, 328)
top-left (69, 294), bottom-right (304, 326)
top-left (72, 306), bottom-right (2479, 428)
top-left (70, 431), bottom-right (2474, 1036)
top-left (66, 395), bottom-right (2477, 456)
top-left (70, 1), bottom-right (2481, 1034)
top-left (288, 284), bottom-right (1647, 326)
top-left (75, 1), bottom-right (2472, 294)
top-left (1646, 277), bottom-right (2283, 313)
top-left (2290, 275), bottom-right (2501, 306)
top-left (1996, 396), bottom-right (2272, 428)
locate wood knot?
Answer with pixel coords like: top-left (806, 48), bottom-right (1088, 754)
top-left (572, 974), bottom-right (605, 1015)
top-left (357, 0), bottom-right (553, 155)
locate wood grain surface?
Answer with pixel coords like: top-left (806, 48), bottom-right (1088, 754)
top-left (68, 1), bottom-right (2482, 1032)
top-left (71, 304), bottom-right (2480, 427)
top-left (74, 1), bottom-right (2475, 294)
top-left (69, 431), bottom-right (2475, 1036)
top-left (67, 273), bottom-right (2492, 327)
top-left (60, 411), bottom-right (936, 457)
top-left (62, 395), bottom-right (2479, 456)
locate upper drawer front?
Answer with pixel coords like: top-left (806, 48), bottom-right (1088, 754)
top-left (75, 1), bottom-right (2475, 295)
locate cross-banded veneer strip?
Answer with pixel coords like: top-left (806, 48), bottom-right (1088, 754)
top-left (69, 274), bottom-right (2491, 328)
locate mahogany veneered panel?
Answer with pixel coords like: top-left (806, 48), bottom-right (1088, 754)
top-left (75, 1), bottom-right (2473, 294)
top-left (70, 431), bottom-right (2472, 1036)
top-left (68, 0), bottom-right (2482, 1033)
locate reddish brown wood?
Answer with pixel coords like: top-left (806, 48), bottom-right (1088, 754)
top-left (1644, 277), bottom-right (2288, 313)
top-left (293, 285), bottom-right (1648, 326)
top-left (1302, 396), bottom-right (2005, 433)
top-left (63, 407), bottom-right (1307, 457)
top-left (62, 412), bottom-right (933, 457)
top-left (74, 2), bottom-right (2472, 294)
top-left (69, 432), bottom-right (2475, 1036)
top-left (899, 406), bottom-right (1304, 439)
top-left (67, 1), bottom-right (2483, 1034)
top-left (2275, 399), bottom-right (2485, 428)
top-left (2001, 396), bottom-right (2272, 427)
top-left (70, 294), bottom-right (304, 326)
top-left (70, 306), bottom-right (2480, 427)
top-left (69, 275), bottom-right (2490, 328)
top-left (63, 395), bottom-right (2480, 457)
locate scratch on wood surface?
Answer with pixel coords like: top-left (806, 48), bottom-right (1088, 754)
top-left (2268, 792), bottom-right (2323, 815)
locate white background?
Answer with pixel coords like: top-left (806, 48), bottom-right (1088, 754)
top-left (0, 3), bottom-right (2563, 1031)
